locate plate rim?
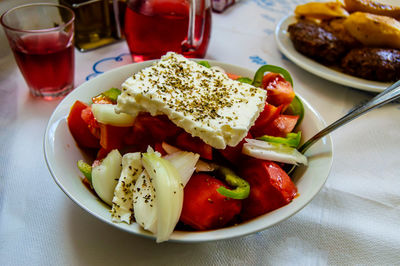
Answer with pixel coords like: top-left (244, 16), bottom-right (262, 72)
top-left (43, 59), bottom-right (334, 243)
top-left (275, 15), bottom-right (391, 93)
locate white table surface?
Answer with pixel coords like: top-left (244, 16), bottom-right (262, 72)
top-left (1, 0), bottom-right (400, 265)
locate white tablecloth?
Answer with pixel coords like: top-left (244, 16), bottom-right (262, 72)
top-left (1, 0), bottom-right (399, 265)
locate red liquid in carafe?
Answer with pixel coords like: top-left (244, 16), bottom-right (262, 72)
top-left (124, 0), bottom-right (211, 61)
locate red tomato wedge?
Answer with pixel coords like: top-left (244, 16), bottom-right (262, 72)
top-left (123, 116), bottom-right (152, 150)
top-left (92, 95), bottom-right (114, 104)
top-left (138, 114), bottom-right (182, 142)
top-left (219, 132), bottom-right (252, 164)
top-left (250, 103), bottom-right (283, 138)
top-left (226, 72), bottom-right (241, 80)
top-left (123, 114), bottom-right (182, 151)
top-left (81, 106), bottom-right (100, 139)
top-left (99, 124), bottom-right (131, 151)
top-left (180, 173), bottom-right (242, 230)
top-left (153, 142), bottom-right (167, 156)
top-left (239, 159), bottom-right (297, 220)
top-left (126, 113), bottom-right (182, 144)
top-left (261, 114), bottom-right (299, 137)
top-left (174, 131), bottom-right (213, 160)
top-left (262, 73), bottom-right (295, 108)
top-left (96, 147), bottom-right (111, 160)
top-left (67, 100), bottom-right (100, 149)
top-left (81, 107), bottom-right (96, 128)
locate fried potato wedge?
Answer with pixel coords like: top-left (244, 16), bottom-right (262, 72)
top-left (344, 0), bottom-right (400, 20)
top-left (343, 12), bottom-right (400, 49)
top-left (295, 1), bottom-right (349, 20)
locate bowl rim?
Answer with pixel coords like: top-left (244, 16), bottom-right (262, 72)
top-left (44, 59), bottom-right (333, 243)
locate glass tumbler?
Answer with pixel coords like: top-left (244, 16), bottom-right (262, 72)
top-left (1, 3), bottom-right (75, 100)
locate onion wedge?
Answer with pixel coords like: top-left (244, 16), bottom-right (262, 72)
top-left (91, 103), bottom-right (136, 127)
top-left (242, 138), bottom-right (307, 165)
top-left (142, 152), bottom-right (184, 243)
top-left (92, 149), bottom-right (122, 206)
top-left (163, 151), bottom-right (199, 186)
top-left (161, 142), bottom-right (214, 173)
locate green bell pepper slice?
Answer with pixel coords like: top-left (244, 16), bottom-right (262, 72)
top-left (197, 61), bottom-right (211, 68)
top-left (102, 87), bottom-right (121, 102)
top-left (236, 77), bottom-right (253, 84)
top-left (257, 132), bottom-right (302, 148)
top-left (215, 166), bottom-right (250, 199)
top-left (284, 95), bottom-right (304, 128)
top-left (77, 160), bottom-right (92, 184)
top-left (252, 64), bottom-right (293, 88)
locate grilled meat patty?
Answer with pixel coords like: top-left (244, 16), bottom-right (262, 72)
top-left (341, 48), bottom-right (400, 82)
top-left (288, 19), bottom-right (358, 64)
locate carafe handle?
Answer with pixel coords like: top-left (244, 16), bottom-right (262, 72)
top-left (181, 0), bottom-right (204, 53)
top-left (112, 0), bottom-right (122, 38)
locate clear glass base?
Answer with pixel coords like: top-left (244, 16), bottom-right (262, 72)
top-left (29, 84), bottom-right (74, 101)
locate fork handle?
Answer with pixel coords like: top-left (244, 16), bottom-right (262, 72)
top-left (299, 80), bottom-right (400, 154)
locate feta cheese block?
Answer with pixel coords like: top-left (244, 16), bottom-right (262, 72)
top-left (116, 52), bottom-right (267, 149)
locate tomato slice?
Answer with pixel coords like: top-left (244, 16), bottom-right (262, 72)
top-left (138, 114), bottom-right (182, 142)
top-left (154, 142), bottom-right (166, 156)
top-left (81, 106), bottom-right (100, 139)
top-left (92, 95), bottom-right (114, 104)
top-left (96, 148), bottom-right (110, 160)
top-left (226, 72), bottom-right (241, 80)
top-left (239, 159), bottom-right (297, 220)
top-left (180, 173), bottom-right (242, 230)
top-left (123, 117), bottom-right (151, 150)
top-left (174, 131), bottom-right (213, 160)
top-left (262, 73), bottom-right (295, 108)
top-left (99, 124), bottom-right (130, 151)
top-left (67, 100), bottom-right (100, 149)
top-left (262, 114), bottom-right (299, 137)
top-left (250, 103), bottom-right (283, 138)
top-left (123, 114), bottom-right (182, 151)
top-left (219, 132), bottom-right (252, 164)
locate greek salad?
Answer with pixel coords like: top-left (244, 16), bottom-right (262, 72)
top-left (67, 52), bottom-right (307, 242)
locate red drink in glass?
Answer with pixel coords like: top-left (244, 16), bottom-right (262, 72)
top-left (1, 3), bottom-right (75, 100)
top-left (124, 0), bottom-right (211, 61)
top-left (12, 32), bottom-right (75, 99)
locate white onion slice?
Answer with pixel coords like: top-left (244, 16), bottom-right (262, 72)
top-left (161, 142), bottom-right (213, 173)
top-left (242, 138), bottom-right (308, 165)
top-left (91, 103), bottom-right (136, 127)
top-left (194, 159), bottom-right (216, 172)
top-left (161, 142), bottom-right (181, 154)
top-left (163, 151), bottom-right (200, 186)
top-left (142, 152), bottom-right (184, 243)
top-left (92, 149), bottom-right (122, 206)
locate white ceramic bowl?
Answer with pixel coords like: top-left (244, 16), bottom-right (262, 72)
top-left (44, 60), bottom-right (333, 242)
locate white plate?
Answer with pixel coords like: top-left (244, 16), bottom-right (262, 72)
top-left (275, 15), bottom-right (391, 93)
top-left (44, 60), bottom-right (333, 242)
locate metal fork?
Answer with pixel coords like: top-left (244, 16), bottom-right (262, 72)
top-left (288, 80), bottom-right (400, 175)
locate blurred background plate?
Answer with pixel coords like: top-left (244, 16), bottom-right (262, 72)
top-left (275, 15), bottom-right (391, 93)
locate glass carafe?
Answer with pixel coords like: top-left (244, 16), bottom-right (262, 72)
top-left (124, 0), bottom-right (212, 61)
